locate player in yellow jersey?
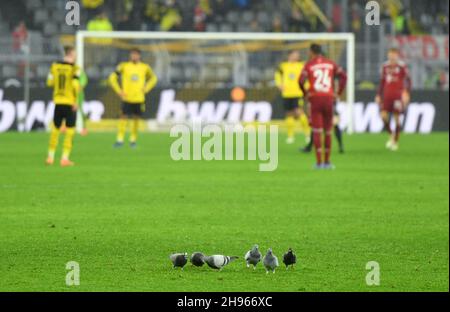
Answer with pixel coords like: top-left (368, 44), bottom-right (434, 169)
top-left (109, 48), bottom-right (158, 148)
top-left (46, 46), bottom-right (80, 167)
top-left (275, 50), bottom-right (311, 145)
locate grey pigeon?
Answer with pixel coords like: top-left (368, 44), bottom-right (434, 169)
top-left (244, 244), bottom-right (262, 269)
top-left (263, 248), bottom-right (279, 274)
top-left (204, 255), bottom-right (238, 271)
top-left (169, 253), bottom-right (188, 270)
top-left (282, 248), bottom-right (297, 269)
top-left (190, 252), bottom-right (206, 267)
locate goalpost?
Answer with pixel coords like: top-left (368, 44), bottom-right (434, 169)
top-left (75, 31), bottom-right (355, 133)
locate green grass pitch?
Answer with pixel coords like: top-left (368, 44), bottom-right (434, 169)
top-left (0, 132), bottom-right (448, 292)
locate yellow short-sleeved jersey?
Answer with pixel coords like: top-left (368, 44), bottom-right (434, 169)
top-left (109, 61), bottom-right (158, 104)
top-left (47, 62), bottom-right (80, 106)
top-left (274, 61), bottom-right (305, 99)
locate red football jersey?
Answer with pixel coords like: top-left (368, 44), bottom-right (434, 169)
top-left (299, 56), bottom-right (347, 97)
top-left (377, 61), bottom-right (411, 99)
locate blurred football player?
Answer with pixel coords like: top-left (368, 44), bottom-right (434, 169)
top-left (299, 44), bottom-right (347, 169)
top-left (46, 46), bottom-right (80, 167)
top-left (275, 50), bottom-right (311, 145)
top-left (109, 48), bottom-right (158, 148)
top-left (376, 48), bottom-right (411, 151)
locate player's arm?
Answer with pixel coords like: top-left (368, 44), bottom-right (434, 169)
top-left (274, 65), bottom-right (283, 92)
top-left (298, 67), bottom-right (308, 97)
top-left (375, 66), bottom-right (385, 106)
top-left (402, 65), bottom-right (412, 106)
top-left (143, 66), bottom-right (158, 93)
top-left (335, 65), bottom-right (347, 98)
top-left (71, 69), bottom-right (81, 111)
top-left (46, 64), bottom-right (55, 87)
top-left (109, 63), bottom-right (125, 98)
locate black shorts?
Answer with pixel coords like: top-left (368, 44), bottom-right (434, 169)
top-left (121, 102), bottom-right (145, 117)
top-left (54, 104), bottom-right (76, 128)
top-left (283, 97), bottom-right (304, 111)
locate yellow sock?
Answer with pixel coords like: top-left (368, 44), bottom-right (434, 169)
top-left (300, 113), bottom-right (311, 137)
top-left (48, 126), bottom-right (60, 159)
top-left (117, 119), bottom-right (127, 143)
top-left (130, 119), bottom-right (139, 143)
top-left (286, 116), bottom-right (295, 139)
top-left (62, 128), bottom-right (75, 160)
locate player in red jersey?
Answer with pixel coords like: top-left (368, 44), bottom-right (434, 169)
top-left (375, 48), bottom-right (411, 151)
top-left (299, 44), bottom-right (347, 169)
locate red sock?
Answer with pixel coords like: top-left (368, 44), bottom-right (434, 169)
top-left (313, 130), bottom-right (323, 165)
top-left (395, 124), bottom-right (401, 142)
top-left (384, 120), bottom-right (392, 135)
top-left (324, 131), bottom-right (332, 163)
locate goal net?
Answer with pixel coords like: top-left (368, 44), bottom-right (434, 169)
top-left (76, 31), bottom-right (355, 133)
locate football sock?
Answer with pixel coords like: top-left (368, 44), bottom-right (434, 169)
top-left (286, 116), bottom-right (295, 139)
top-left (313, 129), bottom-right (323, 165)
top-left (334, 125), bottom-right (343, 150)
top-left (130, 119), bottom-right (139, 143)
top-left (300, 113), bottom-right (311, 139)
top-left (48, 126), bottom-right (60, 159)
top-left (395, 123), bottom-right (401, 142)
top-left (117, 119), bottom-right (127, 143)
top-left (307, 133), bottom-right (313, 149)
top-left (383, 119), bottom-right (392, 135)
top-left (62, 127), bottom-right (75, 160)
top-left (324, 130), bottom-right (332, 164)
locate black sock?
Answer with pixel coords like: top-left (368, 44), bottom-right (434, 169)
top-left (334, 125), bottom-right (343, 150)
top-left (307, 133), bottom-right (313, 149)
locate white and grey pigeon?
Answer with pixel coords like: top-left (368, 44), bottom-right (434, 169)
top-left (169, 253), bottom-right (188, 270)
top-left (244, 244), bottom-right (262, 269)
top-left (190, 252), bottom-right (206, 267)
top-left (263, 248), bottom-right (279, 274)
top-left (204, 255), bottom-right (238, 271)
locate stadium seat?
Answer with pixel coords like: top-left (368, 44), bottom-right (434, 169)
top-left (220, 23), bottom-right (234, 32)
top-left (34, 9), bottom-right (49, 25)
top-left (241, 11), bottom-right (255, 24)
top-left (226, 11), bottom-right (240, 24)
top-left (206, 24), bottom-right (219, 32)
top-left (2, 65), bottom-right (17, 78)
top-left (25, 0), bottom-right (42, 10)
top-left (86, 66), bottom-right (101, 80)
top-left (257, 11), bottom-right (271, 24)
top-left (43, 23), bottom-right (58, 37)
top-left (36, 64), bottom-right (50, 78)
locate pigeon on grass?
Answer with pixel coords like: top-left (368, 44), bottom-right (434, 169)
top-left (169, 253), bottom-right (188, 270)
top-left (190, 252), bottom-right (206, 267)
top-left (263, 248), bottom-right (279, 274)
top-left (282, 248), bottom-right (297, 269)
top-left (204, 255), bottom-right (238, 271)
top-left (244, 244), bottom-right (262, 269)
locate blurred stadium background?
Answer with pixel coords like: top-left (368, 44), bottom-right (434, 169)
top-left (0, 1), bottom-right (448, 292)
top-left (0, 0), bottom-right (448, 132)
